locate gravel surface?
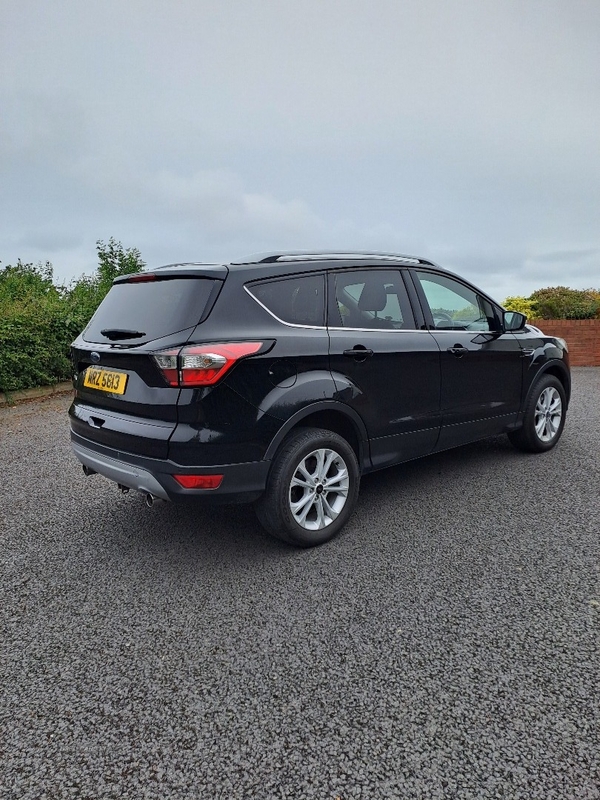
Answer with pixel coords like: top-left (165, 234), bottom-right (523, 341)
top-left (1, 370), bottom-right (598, 799)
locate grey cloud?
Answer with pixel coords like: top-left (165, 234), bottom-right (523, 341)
top-left (523, 251), bottom-right (600, 286)
top-left (0, 90), bottom-right (87, 165)
top-left (16, 229), bottom-right (83, 253)
top-left (1, 0), bottom-right (599, 294)
top-left (529, 248), bottom-right (599, 264)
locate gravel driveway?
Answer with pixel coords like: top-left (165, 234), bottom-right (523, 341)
top-left (1, 368), bottom-right (598, 799)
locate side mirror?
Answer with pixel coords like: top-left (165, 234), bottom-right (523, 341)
top-left (503, 310), bottom-right (527, 332)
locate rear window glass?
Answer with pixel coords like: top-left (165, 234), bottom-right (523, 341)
top-left (83, 278), bottom-right (219, 343)
top-left (248, 274), bottom-right (325, 326)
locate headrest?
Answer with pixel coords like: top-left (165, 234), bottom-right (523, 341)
top-left (358, 280), bottom-right (387, 312)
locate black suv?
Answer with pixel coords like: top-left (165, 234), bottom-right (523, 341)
top-left (69, 251), bottom-right (570, 546)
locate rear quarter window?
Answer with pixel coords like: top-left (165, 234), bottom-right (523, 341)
top-left (83, 278), bottom-right (220, 344)
top-left (247, 274), bottom-right (325, 326)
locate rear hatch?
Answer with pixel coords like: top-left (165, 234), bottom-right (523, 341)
top-left (69, 266), bottom-right (225, 458)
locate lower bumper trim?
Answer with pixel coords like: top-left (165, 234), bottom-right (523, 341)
top-left (72, 442), bottom-right (171, 500)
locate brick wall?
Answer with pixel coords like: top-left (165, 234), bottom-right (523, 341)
top-left (530, 319), bottom-right (600, 366)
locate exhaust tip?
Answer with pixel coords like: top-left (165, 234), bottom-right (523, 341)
top-left (82, 465), bottom-right (96, 477)
top-left (145, 493), bottom-right (155, 508)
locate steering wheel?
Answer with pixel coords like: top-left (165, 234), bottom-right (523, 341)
top-left (433, 312), bottom-right (453, 328)
top-left (465, 317), bottom-right (490, 331)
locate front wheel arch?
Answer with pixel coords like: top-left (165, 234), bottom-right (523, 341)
top-left (525, 361), bottom-right (570, 408)
top-left (509, 373), bottom-right (567, 453)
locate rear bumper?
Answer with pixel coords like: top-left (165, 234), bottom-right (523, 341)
top-left (71, 433), bottom-right (270, 504)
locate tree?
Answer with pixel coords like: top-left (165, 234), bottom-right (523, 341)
top-left (96, 237), bottom-right (145, 293)
top-left (0, 260), bottom-right (58, 306)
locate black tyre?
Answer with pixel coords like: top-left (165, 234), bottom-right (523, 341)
top-left (255, 427), bottom-right (360, 547)
top-left (508, 374), bottom-right (566, 453)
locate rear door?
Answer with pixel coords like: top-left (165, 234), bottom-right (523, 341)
top-left (70, 271), bottom-right (223, 458)
top-left (327, 268), bottom-right (441, 470)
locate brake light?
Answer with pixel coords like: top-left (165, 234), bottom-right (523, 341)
top-left (180, 342), bottom-right (262, 386)
top-left (125, 273), bottom-right (156, 282)
top-left (152, 342), bottom-right (262, 387)
top-left (173, 474), bottom-right (223, 489)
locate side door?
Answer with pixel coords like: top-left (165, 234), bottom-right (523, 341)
top-left (327, 267), bottom-right (441, 470)
top-left (410, 269), bottom-right (523, 450)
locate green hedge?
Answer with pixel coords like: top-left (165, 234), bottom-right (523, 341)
top-left (0, 239), bottom-right (144, 394)
top-left (0, 301), bottom-right (81, 392)
top-left (504, 287), bottom-right (600, 320)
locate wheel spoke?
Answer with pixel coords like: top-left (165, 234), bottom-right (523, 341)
top-left (542, 390), bottom-right (552, 411)
top-left (296, 462), bottom-right (315, 484)
top-left (291, 474), bottom-right (312, 489)
top-left (321, 450), bottom-right (336, 480)
top-left (314, 449), bottom-right (326, 479)
top-left (291, 491), bottom-right (315, 522)
top-left (321, 494), bottom-right (338, 520)
top-left (315, 496), bottom-right (327, 529)
top-left (548, 397), bottom-right (561, 413)
top-left (323, 469), bottom-right (349, 493)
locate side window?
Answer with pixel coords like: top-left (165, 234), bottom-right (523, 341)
top-left (332, 270), bottom-right (414, 329)
top-left (248, 274), bottom-right (325, 326)
top-left (414, 271), bottom-right (498, 332)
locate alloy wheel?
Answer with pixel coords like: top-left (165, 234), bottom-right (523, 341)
top-left (288, 448), bottom-right (349, 530)
top-left (534, 386), bottom-right (563, 442)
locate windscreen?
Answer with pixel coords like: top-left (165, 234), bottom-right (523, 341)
top-left (83, 278), bottom-right (219, 344)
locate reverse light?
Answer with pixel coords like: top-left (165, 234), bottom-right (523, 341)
top-left (152, 342), bottom-right (263, 387)
top-left (152, 349), bottom-right (179, 386)
top-left (173, 474), bottom-right (223, 489)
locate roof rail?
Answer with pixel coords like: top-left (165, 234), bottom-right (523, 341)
top-left (154, 261), bottom-right (222, 269)
top-left (231, 250), bottom-right (436, 266)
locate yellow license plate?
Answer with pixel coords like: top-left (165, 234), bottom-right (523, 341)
top-left (83, 367), bottom-right (128, 395)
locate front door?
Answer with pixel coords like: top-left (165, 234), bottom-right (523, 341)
top-left (411, 269), bottom-right (523, 451)
top-left (327, 268), bottom-right (441, 470)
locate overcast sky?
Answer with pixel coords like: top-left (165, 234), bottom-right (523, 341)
top-left (1, 0), bottom-right (599, 301)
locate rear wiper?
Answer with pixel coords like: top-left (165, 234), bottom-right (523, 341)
top-left (100, 328), bottom-right (146, 340)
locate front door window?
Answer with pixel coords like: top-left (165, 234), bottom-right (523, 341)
top-left (415, 272), bottom-right (498, 332)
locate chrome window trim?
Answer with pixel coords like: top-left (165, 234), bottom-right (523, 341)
top-left (327, 326), bottom-right (430, 333)
top-left (244, 284), bottom-right (327, 330)
top-left (426, 327), bottom-right (494, 334)
top-left (245, 285), bottom-right (430, 333)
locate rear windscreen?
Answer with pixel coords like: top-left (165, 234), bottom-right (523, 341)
top-left (83, 278), bottom-right (219, 343)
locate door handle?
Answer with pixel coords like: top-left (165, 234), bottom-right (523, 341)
top-left (343, 347), bottom-right (374, 360)
top-left (447, 345), bottom-right (469, 357)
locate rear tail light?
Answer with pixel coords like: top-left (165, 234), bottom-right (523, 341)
top-left (173, 474), bottom-right (223, 489)
top-left (152, 342), bottom-right (262, 387)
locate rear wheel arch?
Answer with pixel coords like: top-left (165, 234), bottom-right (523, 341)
top-left (264, 403), bottom-right (369, 470)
